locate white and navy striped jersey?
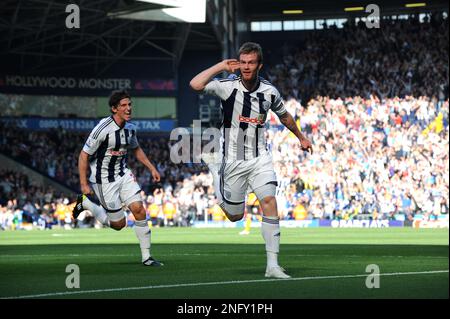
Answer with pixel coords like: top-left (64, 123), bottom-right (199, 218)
top-left (82, 116), bottom-right (139, 184)
top-left (204, 76), bottom-right (287, 161)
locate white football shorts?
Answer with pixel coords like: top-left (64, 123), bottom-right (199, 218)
top-left (218, 153), bottom-right (277, 215)
top-left (90, 169), bottom-right (142, 221)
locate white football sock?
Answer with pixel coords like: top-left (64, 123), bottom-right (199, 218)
top-left (210, 164), bottom-right (223, 202)
top-left (203, 153), bottom-right (223, 202)
top-left (134, 219), bottom-right (151, 262)
top-left (261, 216), bottom-right (280, 268)
top-left (82, 195), bottom-right (110, 226)
top-left (212, 165), bottom-right (223, 202)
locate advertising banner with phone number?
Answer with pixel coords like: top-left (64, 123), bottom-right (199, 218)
top-left (0, 117), bottom-right (175, 132)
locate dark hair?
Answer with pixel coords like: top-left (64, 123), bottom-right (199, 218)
top-left (109, 90), bottom-right (131, 113)
top-left (238, 42), bottom-right (263, 64)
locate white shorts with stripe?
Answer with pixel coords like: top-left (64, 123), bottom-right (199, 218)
top-left (218, 153), bottom-right (277, 215)
top-left (90, 169), bottom-right (142, 221)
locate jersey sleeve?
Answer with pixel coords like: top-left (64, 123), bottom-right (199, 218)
top-left (203, 79), bottom-right (234, 101)
top-left (82, 129), bottom-right (106, 155)
top-left (270, 88), bottom-right (287, 117)
top-left (128, 128), bottom-right (139, 149)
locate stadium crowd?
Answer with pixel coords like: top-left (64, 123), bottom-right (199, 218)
top-left (266, 13), bottom-right (448, 103)
top-left (0, 126), bottom-right (82, 190)
top-left (0, 169), bottom-right (75, 230)
top-left (269, 95), bottom-right (449, 222)
top-left (1, 94), bottom-right (448, 229)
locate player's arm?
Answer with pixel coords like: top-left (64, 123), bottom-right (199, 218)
top-left (278, 112), bottom-right (313, 154)
top-left (78, 150), bottom-right (92, 195)
top-left (189, 59), bottom-right (240, 91)
top-left (79, 127), bottom-right (107, 194)
top-left (133, 146), bottom-right (161, 182)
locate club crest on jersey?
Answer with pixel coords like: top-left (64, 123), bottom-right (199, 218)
top-left (85, 137), bottom-right (94, 147)
top-left (262, 100), bottom-right (271, 111)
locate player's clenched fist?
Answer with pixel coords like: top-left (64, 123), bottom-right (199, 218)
top-left (80, 183), bottom-right (93, 195)
top-left (150, 167), bottom-right (161, 182)
top-left (299, 136), bottom-right (313, 154)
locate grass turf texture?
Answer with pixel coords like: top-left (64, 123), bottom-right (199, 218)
top-left (0, 227), bottom-right (448, 299)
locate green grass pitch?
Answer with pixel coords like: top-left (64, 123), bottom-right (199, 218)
top-left (0, 227), bottom-right (448, 299)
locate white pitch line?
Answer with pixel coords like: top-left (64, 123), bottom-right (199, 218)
top-left (2, 270), bottom-right (448, 299)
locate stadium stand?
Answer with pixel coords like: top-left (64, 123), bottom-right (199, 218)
top-left (265, 14), bottom-right (448, 103)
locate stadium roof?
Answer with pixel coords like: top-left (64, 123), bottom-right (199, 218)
top-left (0, 0), bottom-right (220, 75)
top-left (0, 0), bottom-right (448, 75)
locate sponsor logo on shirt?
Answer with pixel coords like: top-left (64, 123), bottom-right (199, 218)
top-left (108, 150), bottom-right (127, 156)
top-left (239, 114), bottom-right (265, 125)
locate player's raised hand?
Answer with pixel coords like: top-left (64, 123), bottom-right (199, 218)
top-left (221, 59), bottom-right (240, 73)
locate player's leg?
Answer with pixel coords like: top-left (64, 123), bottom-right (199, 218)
top-left (221, 205), bottom-right (244, 222)
top-left (254, 185), bottom-right (290, 279)
top-left (202, 152), bottom-right (224, 203)
top-left (218, 160), bottom-right (249, 222)
top-left (73, 194), bottom-right (110, 226)
top-left (122, 172), bottom-right (163, 266)
top-left (203, 152), bottom-right (246, 221)
top-left (94, 182), bottom-right (126, 230)
top-left (73, 183), bottom-right (124, 228)
top-left (128, 200), bottom-right (162, 266)
top-left (250, 155), bottom-right (290, 279)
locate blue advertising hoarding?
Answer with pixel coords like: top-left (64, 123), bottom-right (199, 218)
top-left (0, 117), bottom-right (176, 133)
top-left (192, 219), bottom-right (404, 228)
top-left (319, 219), bottom-right (404, 228)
